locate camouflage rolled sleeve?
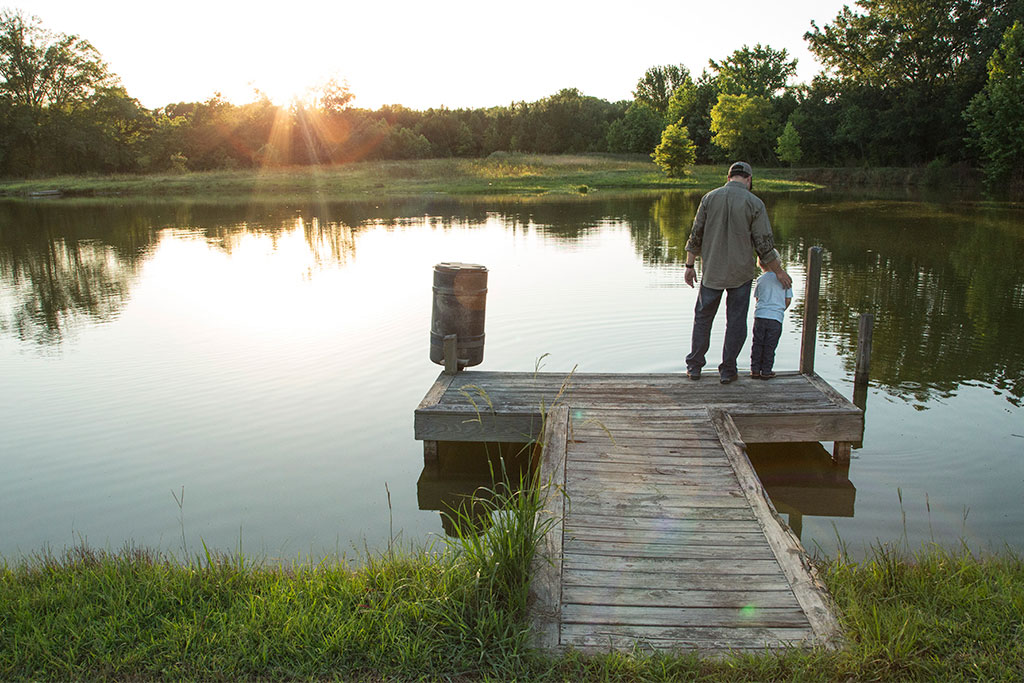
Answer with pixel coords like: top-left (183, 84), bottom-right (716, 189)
top-left (750, 204), bottom-right (780, 265)
top-left (685, 197), bottom-right (707, 255)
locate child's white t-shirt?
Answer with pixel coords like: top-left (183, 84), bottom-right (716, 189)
top-left (753, 272), bottom-right (794, 323)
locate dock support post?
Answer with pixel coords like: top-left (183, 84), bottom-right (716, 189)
top-left (443, 334), bottom-right (459, 375)
top-left (800, 246), bottom-right (823, 375)
top-left (832, 441), bottom-right (851, 464)
top-left (851, 312), bottom-right (874, 451)
top-left (855, 313), bottom-right (874, 387)
top-left (423, 440), bottom-right (438, 466)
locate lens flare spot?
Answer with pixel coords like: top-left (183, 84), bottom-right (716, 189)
top-left (740, 604), bottom-right (759, 619)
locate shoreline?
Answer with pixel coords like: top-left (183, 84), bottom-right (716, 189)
top-left (1, 540), bottom-right (1021, 680)
top-left (0, 155), bottom-right (985, 202)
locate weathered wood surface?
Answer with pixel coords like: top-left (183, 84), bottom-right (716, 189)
top-left (801, 246), bottom-right (823, 374)
top-left (414, 370), bottom-right (862, 445)
top-left (527, 405), bottom-right (569, 651)
top-left (544, 407), bottom-right (833, 653)
top-left (415, 369), bottom-right (855, 654)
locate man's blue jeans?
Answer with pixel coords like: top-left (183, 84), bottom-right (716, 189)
top-left (685, 280), bottom-right (753, 378)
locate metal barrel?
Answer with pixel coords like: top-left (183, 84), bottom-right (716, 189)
top-left (429, 262), bottom-right (488, 368)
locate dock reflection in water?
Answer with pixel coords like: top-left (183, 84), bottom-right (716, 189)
top-left (747, 442), bottom-right (856, 541)
top-left (417, 441), bottom-right (533, 537)
top-left (419, 440), bottom-right (855, 542)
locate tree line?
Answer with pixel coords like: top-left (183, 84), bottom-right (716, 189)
top-left (1, 1), bottom-right (1022, 189)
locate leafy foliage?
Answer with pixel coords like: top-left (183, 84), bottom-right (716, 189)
top-left (651, 122), bottom-right (696, 177)
top-left (632, 64), bottom-right (692, 115)
top-left (3, 4), bottom-right (1024, 181)
top-left (803, 0), bottom-right (1024, 166)
top-left (775, 119), bottom-right (803, 166)
top-left (710, 93), bottom-right (777, 162)
top-left (964, 21), bottom-right (1024, 189)
top-left (606, 102), bottom-right (665, 154)
top-left (0, 9), bottom-right (113, 110)
top-left (710, 44), bottom-right (798, 98)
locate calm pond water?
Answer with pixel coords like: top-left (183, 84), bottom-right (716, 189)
top-left (2, 192), bottom-right (1022, 562)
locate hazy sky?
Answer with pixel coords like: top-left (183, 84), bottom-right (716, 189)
top-left (13, 0), bottom-right (853, 109)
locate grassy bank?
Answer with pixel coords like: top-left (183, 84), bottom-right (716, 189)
top-left (2, 532), bottom-right (1021, 680)
top-left (0, 155), bottom-right (827, 201)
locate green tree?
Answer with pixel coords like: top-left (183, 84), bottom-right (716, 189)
top-left (709, 44), bottom-right (797, 98)
top-left (803, 0), bottom-right (1023, 164)
top-left (633, 64), bottom-right (692, 115)
top-left (805, 0), bottom-right (1017, 90)
top-left (665, 80), bottom-right (697, 125)
top-left (0, 9), bottom-right (113, 110)
top-left (710, 93), bottom-right (776, 162)
top-left (775, 119), bottom-right (803, 165)
top-left (512, 88), bottom-right (619, 154)
top-left (385, 125), bottom-right (431, 159)
top-left (965, 21), bottom-right (1024, 189)
top-left (651, 122), bottom-right (696, 177)
top-left (606, 102), bottom-right (665, 153)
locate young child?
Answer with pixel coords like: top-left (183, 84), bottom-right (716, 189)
top-left (750, 263), bottom-right (794, 379)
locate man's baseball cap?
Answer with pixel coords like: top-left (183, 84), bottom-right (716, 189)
top-left (728, 161), bottom-right (753, 177)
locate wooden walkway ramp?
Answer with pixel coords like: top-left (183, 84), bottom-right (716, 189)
top-left (415, 370), bottom-right (859, 654)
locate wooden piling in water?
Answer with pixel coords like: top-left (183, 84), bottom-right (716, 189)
top-left (800, 246), bottom-right (823, 375)
top-left (855, 313), bottom-right (874, 387)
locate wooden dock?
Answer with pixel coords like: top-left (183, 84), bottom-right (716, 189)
top-left (415, 370), bottom-right (861, 653)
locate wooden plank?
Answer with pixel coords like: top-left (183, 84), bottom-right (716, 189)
top-left (566, 492), bottom-right (748, 510)
top-left (414, 410), bottom-right (541, 442)
top-left (432, 369), bottom-right (810, 389)
top-left (563, 554), bottom-right (784, 575)
top-left (567, 501), bottom-right (756, 520)
top-left (562, 568), bottom-right (792, 592)
top-left (561, 604), bottom-right (810, 628)
top-left (567, 461), bottom-right (738, 477)
top-left (571, 421), bottom-right (723, 434)
top-left (803, 372), bottom-right (852, 407)
top-left (710, 410), bottom-right (843, 649)
top-left (563, 539), bottom-right (777, 560)
top-left (559, 624), bottom-right (813, 652)
top-left (565, 470), bottom-right (739, 486)
top-left (565, 482), bottom-right (748, 504)
top-left (570, 409), bottom-right (715, 422)
top-left (562, 586), bottom-right (802, 609)
top-left (729, 412), bottom-right (863, 443)
top-left (566, 460), bottom-right (737, 476)
top-left (451, 385), bottom-right (826, 400)
top-left (563, 527), bottom-right (770, 547)
top-left (528, 405), bottom-right (570, 651)
top-left (416, 372), bottom-right (456, 410)
top-left (568, 447), bottom-right (733, 461)
top-left (564, 515), bottom-right (761, 534)
top-left (571, 439), bottom-right (726, 452)
top-left (570, 430), bottom-right (724, 443)
top-left (569, 441), bottom-right (728, 455)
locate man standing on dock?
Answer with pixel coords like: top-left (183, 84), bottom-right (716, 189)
top-left (683, 161), bottom-right (792, 384)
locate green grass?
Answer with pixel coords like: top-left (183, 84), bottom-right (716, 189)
top-left (0, 467), bottom-right (550, 681)
top-left (3, 510), bottom-right (1022, 682)
top-left (0, 155), bottom-right (823, 201)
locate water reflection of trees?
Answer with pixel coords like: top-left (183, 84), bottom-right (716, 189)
top-left (0, 202), bottom-right (153, 346)
top-left (4, 194), bottom-right (1022, 406)
top-left (794, 201), bottom-right (1024, 406)
top-left (0, 200), bottom-right (377, 346)
top-left (634, 192), bottom-right (1024, 405)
